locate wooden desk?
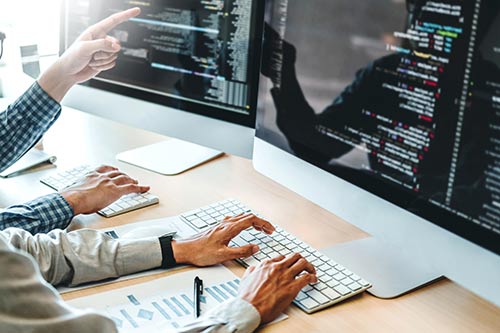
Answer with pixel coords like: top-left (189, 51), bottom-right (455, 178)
top-left (1, 107), bottom-right (499, 332)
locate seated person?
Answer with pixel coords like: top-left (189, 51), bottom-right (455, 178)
top-left (0, 8), bottom-right (317, 333)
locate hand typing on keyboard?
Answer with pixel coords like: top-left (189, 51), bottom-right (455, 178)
top-left (60, 165), bottom-right (150, 215)
top-left (181, 199), bottom-right (371, 313)
top-left (238, 253), bottom-right (317, 324)
top-left (171, 213), bottom-right (277, 266)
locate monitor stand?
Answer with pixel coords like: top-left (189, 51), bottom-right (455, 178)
top-left (322, 237), bottom-right (443, 298)
top-left (117, 139), bottom-right (224, 176)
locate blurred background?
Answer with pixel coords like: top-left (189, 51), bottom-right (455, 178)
top-left (0, 0), bottom-right (61, 82)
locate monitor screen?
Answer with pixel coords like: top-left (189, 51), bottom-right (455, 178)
top-left (61, 0), bottom-right (265, 128)
top-left (257, 0), bottom-right (500, 254)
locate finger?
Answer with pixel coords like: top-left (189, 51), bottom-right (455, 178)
top-left (93, 51), bottom-right (116, 61)
top-left (109, 175), bottom-right (137, 186)
top-left (288, 258), bottom-right (316, 277)
top-left (89, 7), bottom-right (141, 38)
top-left (89, 61), bottom-right (117, 72)
top-left (225, 213), bottom-right (246, 220)
top-left (223, 244), bottom-right (259, 260)
top-left (292, 273), bottom-right (318, 293)
top-left (224, 213), bottom-right (274, 234)
top-left (82, 37), bottom-right (120, 55)
top-left (102, 170), bottom-right (126, 178)
top-left (227, 215), bottom-right (275, 239)
top-left (266, 255), bottom-right (286, 263)
top-left (117, 184), bottom-right (150, 194)
top-left (89, 54), bottom-right (118, 67)
top-left (243, 265), bottom-right (256, 279)
top-left (95, 165), bottom-right (118, 173)
top-left (279, 253), bottom-right (303, 268)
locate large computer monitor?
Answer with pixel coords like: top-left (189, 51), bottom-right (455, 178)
top-left (254, 0), bottom-right (500, 305)
top-left (60, 0), bottom-right (265, 169)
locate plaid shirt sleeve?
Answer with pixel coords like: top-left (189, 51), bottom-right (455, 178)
top-left (0, 82), bottom-right (74, 233)
top-left (0, 193), bottom-right (74, 234)
top-left (0, 82), bottom-right (62, 173)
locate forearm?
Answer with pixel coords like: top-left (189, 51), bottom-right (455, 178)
top-left (0, 83), bottom-right (62, 172)
top-left (38, 62), bottom-right (76, 103)
top-left (0, 193), bottom-right (74, 234)
top-left (3, 228), bottom-right (163, 286)
top-left (0, 234), bottom-right (117, 333)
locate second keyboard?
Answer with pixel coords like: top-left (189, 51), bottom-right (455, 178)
top-left (40, 165), bottom-right (159, 218)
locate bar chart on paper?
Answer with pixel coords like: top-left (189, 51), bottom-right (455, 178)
top-left (67, 266), bottom-right (248, 332)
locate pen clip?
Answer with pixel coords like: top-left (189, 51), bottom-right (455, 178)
top-left (195, 276), bottom-right (204, 294)
top-left (160, 231), bottom-right (178, 238)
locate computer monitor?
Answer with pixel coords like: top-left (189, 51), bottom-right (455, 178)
top-left (254, 0), bottom-right (500, 305)
top-left (59, 0), bottom-right (265, 171)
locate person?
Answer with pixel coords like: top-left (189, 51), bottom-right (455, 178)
top-left (0, 7), bottom-right (317, 333)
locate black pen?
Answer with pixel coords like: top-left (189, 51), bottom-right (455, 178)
top-left (194, 276), bottom-right (203, 318)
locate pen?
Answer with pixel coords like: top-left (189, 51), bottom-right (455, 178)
top-left (194, 276), bottom-right (203, 318)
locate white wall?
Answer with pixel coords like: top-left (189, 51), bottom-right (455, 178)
top-left (0, 0), bottom-right (61, 70)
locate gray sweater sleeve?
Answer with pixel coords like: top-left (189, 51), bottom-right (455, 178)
top-left (1, 228), bottom-right (163, 286)
top-left (0, 231), bottom-right (118, 333)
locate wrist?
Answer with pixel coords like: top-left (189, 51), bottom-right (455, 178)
top-left (60, 190), bottom-right (83, 216)
top-left (38, 61), bottom-right (76, 102)
top-left (171, 240), bottom-right (194, 265)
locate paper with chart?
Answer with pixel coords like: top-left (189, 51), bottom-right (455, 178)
top-left (58, 216), bottom-right (199, 294)
top-left (67, 265), bottom-right (287, 332)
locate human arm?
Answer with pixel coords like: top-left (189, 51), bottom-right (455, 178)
top-left (0, 83), bottom-right (62, 173)
top-left (0, 239), bottom-right (311, 333)
top-left (0, 165), bottom-right (150, 234)
top-left (0, 8), bottom-right (141, 174)
top-left (0, 232), bottom-right (119, 333)
top-left (38, 7), bottom-right (141, 102)
top-left (0, 213), bottom-right (315, 333)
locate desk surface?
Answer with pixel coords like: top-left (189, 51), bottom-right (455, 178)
top-left (1, 107), bottom-right (499, 332)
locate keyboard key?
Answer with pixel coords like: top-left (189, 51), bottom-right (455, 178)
top-left (347, 282), bottom-right (362, 291)
top-left (295, 291), bottom-right (308, 302)
top-left (313, 282), bottom-right (328, 291)
top-left (307, 289), bottom-right (329, 304)
top-left (323, 288), bottom-right (341, 300)
top-left (340, 277), bottom-right (354, 286)
top-left (359, 279), bottom-right (371, 287)
top-left (302, 285), bottom-right (314, 293)
top-left (334, 285), bottom-right (351, 296)
top-left (333, 272), bottom-right (346, 281)
top-left (327, 280), bottom-right (340, 288)
top-left (242, 257), bottom-right (259, 266)
top-left (298, 297), bottom-right (319, 310)
top-left (241, 233), bottom-right (256, 243)
top-left (191, 219), bottom-right (208, 229)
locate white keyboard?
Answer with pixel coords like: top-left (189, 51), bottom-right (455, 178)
top-left (40, 165), bottom-right (159, 218)
top-left (180, 199), bottom-right (371, 313)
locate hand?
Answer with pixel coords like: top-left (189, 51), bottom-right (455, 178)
top-left (172, 214), bottom-right (276, 266)
top-left (61, 165), bottom-right (150, 216)
top-left (238, 254), bottom-right (317, 324)
top-left (38, 8), bottom-right (141, 101)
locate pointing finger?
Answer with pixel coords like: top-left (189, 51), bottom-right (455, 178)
top-left (89, 7), bottom-right (141, 38)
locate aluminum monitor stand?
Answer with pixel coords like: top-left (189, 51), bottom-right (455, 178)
top-left (117, 139), bottom-right (224, 176)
